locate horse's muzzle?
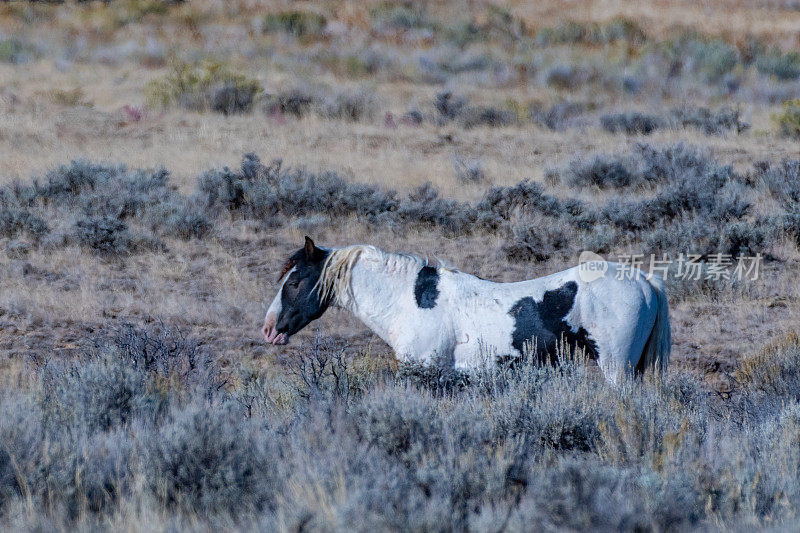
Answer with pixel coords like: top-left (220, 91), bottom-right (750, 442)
top-left (264, 329), bottom-right (288, 345)
top-left (263, 313), bottom-right (289, 345)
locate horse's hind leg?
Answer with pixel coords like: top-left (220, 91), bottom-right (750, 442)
top-left (606, 310), bottom-right (657, 384)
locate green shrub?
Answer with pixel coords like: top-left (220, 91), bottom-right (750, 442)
top-left (40, 352), bottom-right (166, 433)
top-left (535, 20), bottom-right (589, 45)
top-left (0, 209), bottom-right (49, 240)
top-left (773, 99), bottom-right (800, 138)
top-left (756, 49), bottom-right (800, 81)
top-left (535, 17), bottom-right (646, 46)
top-left (145, 59), bottom-right (262, 113)
top-left (370, 1), bottom-right (432, 31)
top-left (662, 33), bottom-right (739, 82)
top-left (671, 105), bottom-right (749, 135)
top-left (148, 201), bottom-right (213, 240)
top-left (484, 4), bottom-right (527, 38)
top-left (111, 0), bottom-right (170, 26)
top-left (0, 38), bottom-right (36, 64)
top-left (48, 87), bottom-right (93, 108)
top-left (444, 19), bottom-right (487, 46)
top-left (262, 10), bottom-right (326, 38)
top-left (74, 216), bottom-right (135, 255)
top-left (531, 101), bottom-right (587, 131)
top-left (601, 112), bottom-right (661, 135)
top-left (692, 39), bottom-right (738, 82)
top-left (602, 16), bottom-right (647, 45)
top-left (444, 5), bottom-right (528, 45)
top-left (545, 64), bottom-right (591, 89)
top-left (144, 403), bottom-right (278, 514)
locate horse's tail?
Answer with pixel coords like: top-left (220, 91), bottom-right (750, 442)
top-left (639, 273), bottom-right (671, 373)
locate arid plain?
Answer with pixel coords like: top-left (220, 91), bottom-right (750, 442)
top-left (1, 1), bottom-right (800, 530)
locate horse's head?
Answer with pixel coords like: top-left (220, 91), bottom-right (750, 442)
top-left (263, 236), bottom-right (330, 345)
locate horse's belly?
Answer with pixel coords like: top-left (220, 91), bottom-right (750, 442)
top-left (452, 317), bottom-right (517, 370)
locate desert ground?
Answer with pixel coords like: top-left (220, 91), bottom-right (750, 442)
top-left (1, 0), bottom-right (800, 530)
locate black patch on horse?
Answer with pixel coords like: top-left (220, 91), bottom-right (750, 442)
top-left (414, 266), bottom-right (440, 309)
top-left (509, 281), bottom-right (599, 363)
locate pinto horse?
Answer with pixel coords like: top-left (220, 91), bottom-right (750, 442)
top-left (263, 237), bottom-right (670, 384)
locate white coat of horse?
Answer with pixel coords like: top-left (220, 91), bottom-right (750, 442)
top-left (263, 238), bottom-right (670, 384)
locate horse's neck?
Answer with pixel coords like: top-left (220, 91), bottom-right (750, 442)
top-left (340, 256), bottom-right (418, 346)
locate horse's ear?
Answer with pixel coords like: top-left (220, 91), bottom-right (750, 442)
top-left (304, 236), bottom-right (316, 260)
